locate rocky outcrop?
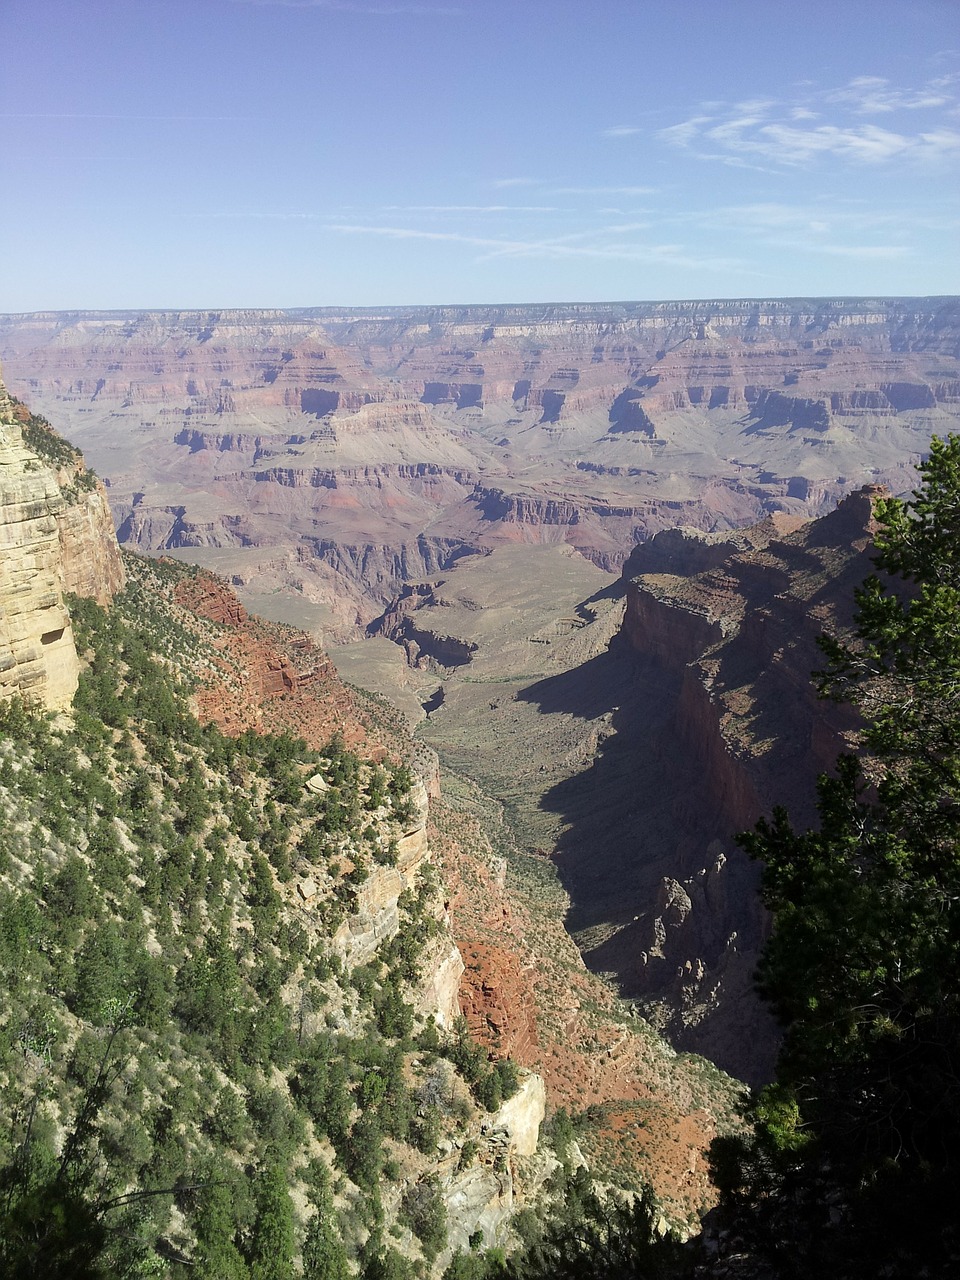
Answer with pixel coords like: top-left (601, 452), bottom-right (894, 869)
top-left (333, 777), bottom-right (434, 966)
top-left (411, 933), bottom-right (465, 1030)
top-left (0, 415), bottom-right (80, 710)
top-left (492, 1073), bottom-right (547, 1157)
top-left (0, 370), bottom-right (123, 709)
top-left (429, 1072), bottom-right (551, 1263)
top-left (458, 938), bottom-right (540, 1064)
top-left (173, 570), bottom-right (248, 627)
top-left (56, 483), bottom-right (126, 605)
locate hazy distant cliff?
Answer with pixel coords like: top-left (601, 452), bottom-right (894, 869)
top-left (1, 298), bottom-right (956, 630)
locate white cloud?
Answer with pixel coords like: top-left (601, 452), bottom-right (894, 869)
top-left (826, 74), bottom-right (957, 114)
top-left (657, 117), bottom-right (712, 148)
top-left (602, 126), bottom-right (644, 138)
top-left (659, 73), bottom-right (960, 168)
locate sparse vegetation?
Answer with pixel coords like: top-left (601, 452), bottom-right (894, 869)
top-left (0, 569), bottom-right (514, 1276)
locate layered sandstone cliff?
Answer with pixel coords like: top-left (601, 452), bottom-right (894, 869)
top-left (0, 370), bottom-right (123, 710)
top-left (0, 409), bottom-right (79, 709)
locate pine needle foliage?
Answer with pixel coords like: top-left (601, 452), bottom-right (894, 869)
top-left (711, 436), bottom-right (960, 1277)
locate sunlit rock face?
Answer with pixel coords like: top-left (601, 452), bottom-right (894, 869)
top-left (56, 478), bottom-right (125, 606)
top-left (0, 376), bottom-right (79, 709)
top-left (0, 420), bottom-right (79, 709)
top-left (0, 366), bottom-right (124, 711)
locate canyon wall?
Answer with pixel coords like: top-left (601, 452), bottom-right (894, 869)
top-left (0, 369), bottom-right (122, 710)
top-left (1, 299), bottom-right (956, 628)
top-left (587, 488), bottom-right (882, 1076)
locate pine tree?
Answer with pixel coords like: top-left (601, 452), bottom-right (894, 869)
top-left (193, 1176), bottom-right (251, 1280)
top-left (302, 1174), bottom-right (349, 1280)
top-left (712, 436), bottom-right (960, 1277)
top-left (247, 1165), bottom-right (295, 1280)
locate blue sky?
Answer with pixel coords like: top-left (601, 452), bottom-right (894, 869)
top-left (2, 0), bottom-right (958, 309)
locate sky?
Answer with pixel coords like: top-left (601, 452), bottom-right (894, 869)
top-left (2, 0), bottom-right (958, 309)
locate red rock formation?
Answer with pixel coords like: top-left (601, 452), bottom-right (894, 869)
top-left (431, 796), bottom-right (738, 1225)
top-left (1, 299), bottom-right (954, 623)
top-left (458, 937), bottom-right (540, 1065)
top-left (173, 569), bottom-right (248, 627)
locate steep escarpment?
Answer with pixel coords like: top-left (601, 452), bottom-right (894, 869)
top-left (622, 487), bottom-right (879, 824)
top-left (0, 371), bottom-right (122, 710)
top-left (2, 298), bottom-right (956, 623)
top-left (565, 489), bottom-right (882, 1078)
top-left (407, 496), bottom-right (882, 1084)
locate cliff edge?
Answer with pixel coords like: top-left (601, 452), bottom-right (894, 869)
top-left (0, 366), bottom-right (121, 708)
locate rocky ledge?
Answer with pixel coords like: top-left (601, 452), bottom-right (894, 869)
top-left (0, 367), bottom-right (123, 710)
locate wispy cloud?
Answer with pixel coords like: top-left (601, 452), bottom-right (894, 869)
top-left (826, 73), bottom-right (958, 114)
top-left (550, 185), bottom-right (658, 196)
top-left (669, 200), bottom-right (953, 263)
top-left (802, 243), bottom-right (912, 259)
top-left (668, 199), bottom-right (960, 237)
top-left (490, 177), bottom-right (539, 189)
top-left (381, 204), bottom-right (561, 213)
top-left (485, 180), bottom-right (660, 199)
top-left (233, 0), bottom-right (460, 12)
top-left (602, 125), bottom-right (644, 138)
top-left (657, 74), bottom-right (960, 168)
top-left (657, 117), bottom-right (711, 148)
top-left (328, 222), bottom-right (743, 272)
top-left (0, 113), bottom-right (252, 121)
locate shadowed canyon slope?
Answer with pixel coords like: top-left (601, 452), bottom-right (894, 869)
top-left (1, 298), bottom-right (957, 633)
top-left (343, 492), bottom-right (883, 1082)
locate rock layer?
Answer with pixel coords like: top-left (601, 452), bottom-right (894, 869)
top-left (0, 413), bottom-right (79, 709)
top-left (2, 299), bottom-right (956, 627)
top-left (0, 368), bottom-right (123, 709)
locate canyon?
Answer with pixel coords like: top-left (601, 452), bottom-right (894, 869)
top-left (339, 489), bottom-right (879, 1083)
top-left (1, 298), bottom-right (957, 636)
top-left (0, 368), bottom-right (740, 1258)
top-left (3, 298), bottom-right (958, 1085)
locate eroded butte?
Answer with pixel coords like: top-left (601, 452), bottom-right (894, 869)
top-left (1, 298), bottom-right (957, 636)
